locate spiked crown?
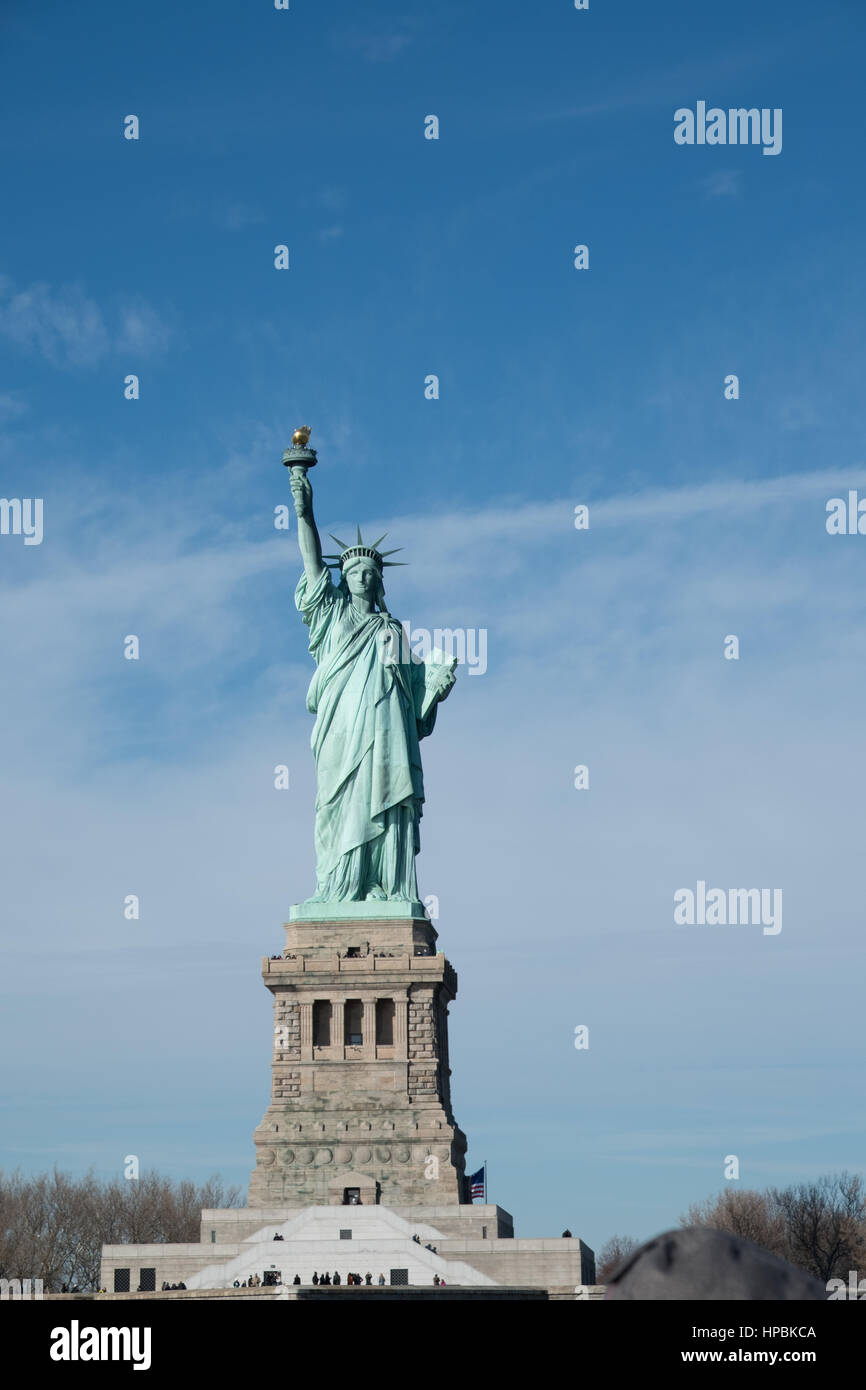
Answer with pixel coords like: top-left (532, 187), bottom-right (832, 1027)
top-left (323, 526), bottom-right (407, 573)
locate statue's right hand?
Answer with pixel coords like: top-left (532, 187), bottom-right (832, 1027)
top-left (290, 471), bottom-right (313, 519)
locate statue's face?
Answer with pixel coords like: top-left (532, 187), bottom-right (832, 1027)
top-left (343, 560), bottom-right (380, 600)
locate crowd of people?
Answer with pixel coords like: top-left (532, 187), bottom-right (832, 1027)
top-left (311, 1271), bottom-right (382, 1285)
top-left (145, 1268), bottom-right (452, 1291)
top-left (227, 1267), bottom-right (450, 1289)
top-left (228, 1271), bottom-right (414, 1287)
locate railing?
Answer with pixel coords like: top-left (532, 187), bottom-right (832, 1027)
top-left (263, 954), bottom-right (448, 976)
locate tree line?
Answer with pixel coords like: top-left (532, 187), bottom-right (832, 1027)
top-left (597, 1172), bottom-right (866, 1284)
top-left (0, 1169), bottom-right (243, 1292)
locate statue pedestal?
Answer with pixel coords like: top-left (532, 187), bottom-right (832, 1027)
top-left (249, 914), bottom-right (468, 1208)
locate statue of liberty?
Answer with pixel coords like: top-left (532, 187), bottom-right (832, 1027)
top-left (290, 463), bottom-right (456, 915)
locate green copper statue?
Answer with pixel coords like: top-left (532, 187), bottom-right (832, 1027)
top-left (289, 451), bottom-right (456, 917)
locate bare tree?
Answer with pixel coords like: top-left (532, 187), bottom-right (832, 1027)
top-left (682, 1172), bottom-right (866, 1283)
top-left (0, 1167), bottom-right (244, 1291)
top-left (597, 1234), bottom-right (640, 1283)
top-left (682, 1187), bottom-right (786, 1259)
top-left (770, 1173), bottom-right (866, 1282)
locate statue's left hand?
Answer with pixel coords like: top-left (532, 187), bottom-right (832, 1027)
top-left (435, 668), bottom-right (457, 701)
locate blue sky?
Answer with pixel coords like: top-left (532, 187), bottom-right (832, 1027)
top-left (1, 0), bottom-right (865, 1253)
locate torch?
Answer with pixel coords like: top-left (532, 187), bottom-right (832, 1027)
top-left (282, 425), bottom-right (317, 477)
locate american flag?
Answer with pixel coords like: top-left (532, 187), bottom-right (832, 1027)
top-left (468, 1165), bottom-right (486, 1201)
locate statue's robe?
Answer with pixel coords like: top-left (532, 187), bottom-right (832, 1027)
top-left (296, 567), bottom-right (437, 901)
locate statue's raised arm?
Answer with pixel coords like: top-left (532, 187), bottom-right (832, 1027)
top-left (290, 470), bottom-right (325, 583)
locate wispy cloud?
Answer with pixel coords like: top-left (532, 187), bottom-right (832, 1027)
top-left (531, 47), bottom-right (776, 125)
top-left (214, 202), bottom-right (266, 232)
top-left (0, 390), bottom-right (29, 423)
top-left (116, 300), bottom-right (174, 356)
top-left (0, 277), bottom-right (108, 365)
top-left (698, 169), bottom-right (743, 199)
top-left (0, 277), bottom-right (174, 367)
top-left (341, 29), bottom-right (412, 62)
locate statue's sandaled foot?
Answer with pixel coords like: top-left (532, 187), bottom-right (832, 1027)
top-left (364, 884), bottom-right (387, 900)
